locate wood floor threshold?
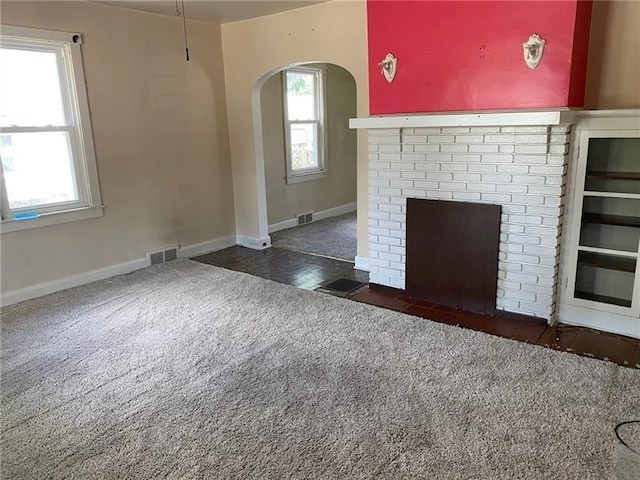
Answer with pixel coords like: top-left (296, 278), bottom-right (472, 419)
top-left (271, 246), bottom-right (355, 264)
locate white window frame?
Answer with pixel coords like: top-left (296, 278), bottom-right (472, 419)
top-left (282, 66), bottom-right (328, 184)
top-left (0, 25), bottom-right (102, 233)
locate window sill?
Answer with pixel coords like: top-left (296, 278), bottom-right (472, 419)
top-left (1, 205), bottom-right (104, 233)
top-left (286, 170), bottom-right (328, 185)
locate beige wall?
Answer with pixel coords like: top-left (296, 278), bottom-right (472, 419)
top-left (221, 0), bottom-right (369, 253)
top-left (585, 0), bottom-right (640, 108)
top-left (0, 1), bottom-right (235, 293)
top-left (3, 0), bottom-right (636, 297)
top-left (261, 65), bottom-right (357, 225)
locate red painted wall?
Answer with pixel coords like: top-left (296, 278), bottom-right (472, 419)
top-left (568, 0), bottom-right (594, 107)
top-left (367, 0), bottom-right (593, 114)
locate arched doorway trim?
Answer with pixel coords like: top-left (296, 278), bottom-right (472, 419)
top-left (251, 61), bottom-right (358, 246)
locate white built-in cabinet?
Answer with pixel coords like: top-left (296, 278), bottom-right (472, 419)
top-left (559, 111), bottom-right (640, 339)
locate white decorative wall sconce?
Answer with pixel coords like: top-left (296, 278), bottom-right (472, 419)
top-left (523, 34), bottom-right (545, 70)
top-left (378, 53), bottom-right (397, 83)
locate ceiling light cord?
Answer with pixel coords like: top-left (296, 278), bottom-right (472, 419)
top-left (181, 0), bottom-right (190, 62)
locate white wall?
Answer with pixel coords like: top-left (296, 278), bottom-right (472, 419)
top-left (1, 1), bottom-right (235, 295)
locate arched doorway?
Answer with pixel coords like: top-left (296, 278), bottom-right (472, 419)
top-left (251, 63), bottom-right (358, 261)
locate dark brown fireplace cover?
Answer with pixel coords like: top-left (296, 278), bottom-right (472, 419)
top-left (406, 198), bottom-right (501, 315)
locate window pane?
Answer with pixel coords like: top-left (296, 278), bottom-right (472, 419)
top-left (286, 71), bottom-right (316, 121)
top-left (290, 123), bottom-right (318, 170)
top-left (1, 132), bottom-right (78, 210)
top-left (0, 47), bottom-right (66, 127)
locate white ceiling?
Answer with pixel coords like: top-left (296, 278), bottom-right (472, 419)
top-left (95, 0), bottom-right (330, 24)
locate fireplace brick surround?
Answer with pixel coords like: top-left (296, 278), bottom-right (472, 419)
top-left (354, 113), bottom-right (575, 322)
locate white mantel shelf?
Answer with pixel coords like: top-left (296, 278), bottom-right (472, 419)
top-left (350, 109), bottom-right (640, 130)
top-left (349, 110), bottom-right (575, 129)
top-left (349, 110), bottom-right (576, 129)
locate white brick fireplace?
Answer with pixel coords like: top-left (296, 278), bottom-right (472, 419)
top-left (351, 111), bottom-right (577, 322)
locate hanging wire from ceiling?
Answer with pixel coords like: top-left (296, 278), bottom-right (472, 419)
top-left (175, 0), bottom-right (190, 62)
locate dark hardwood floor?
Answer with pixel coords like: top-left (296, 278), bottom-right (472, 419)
top-left (193, 246), bottom-right (640, 369)
top-left (351, 285), bottom-right (639, 369)
top-left (193, 246), bottom-right (368, 292)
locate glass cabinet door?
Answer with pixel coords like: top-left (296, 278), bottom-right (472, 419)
top-left (573, 135), bottom-right (640, 310)
top-left (579, 197), bottom-right (640, 252)
top-left (583, 138), bottom-right (640, 194)
top-left (574, 251), bottom-right (636, 307)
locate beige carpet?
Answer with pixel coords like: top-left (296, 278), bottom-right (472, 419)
top-left (270, 211), bottom-right (357, 261)
top-left (1, 259), bottom-right (639, 479)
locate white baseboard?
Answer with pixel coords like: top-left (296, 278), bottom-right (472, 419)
top-left (268, 218), bottom-right (298, 234)
top-left (355, 256), bottom-right (371, 272)
top-left (559, 304), bottom-right (640, 340)
top-left (268, 202), bottom-right (357, 234)
top-left (1, 257), bottom-right (149, 307)
top-left (236, 234), bottom-right (271, 250)
top-left (269, 218), bottom-right (298, 233)
top-left (1, 234), bottom-right (238, 307)
top-left (314, 202), bottom-right (357, 221)
top-left (180, 235), bottom-right (236, 258)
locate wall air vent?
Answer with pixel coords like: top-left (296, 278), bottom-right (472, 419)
top-left (296, 212), bottom-right (313, 225)
top-left (146, 246), bottom-right (180, 266)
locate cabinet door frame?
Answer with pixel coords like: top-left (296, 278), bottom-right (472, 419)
top-left (565, 128), bottom-right (640, 317)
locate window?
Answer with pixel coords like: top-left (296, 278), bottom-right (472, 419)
top-left (283, 66), bottom-right (327, 184)
top-left (0, 25), bottom-right (102, 233)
